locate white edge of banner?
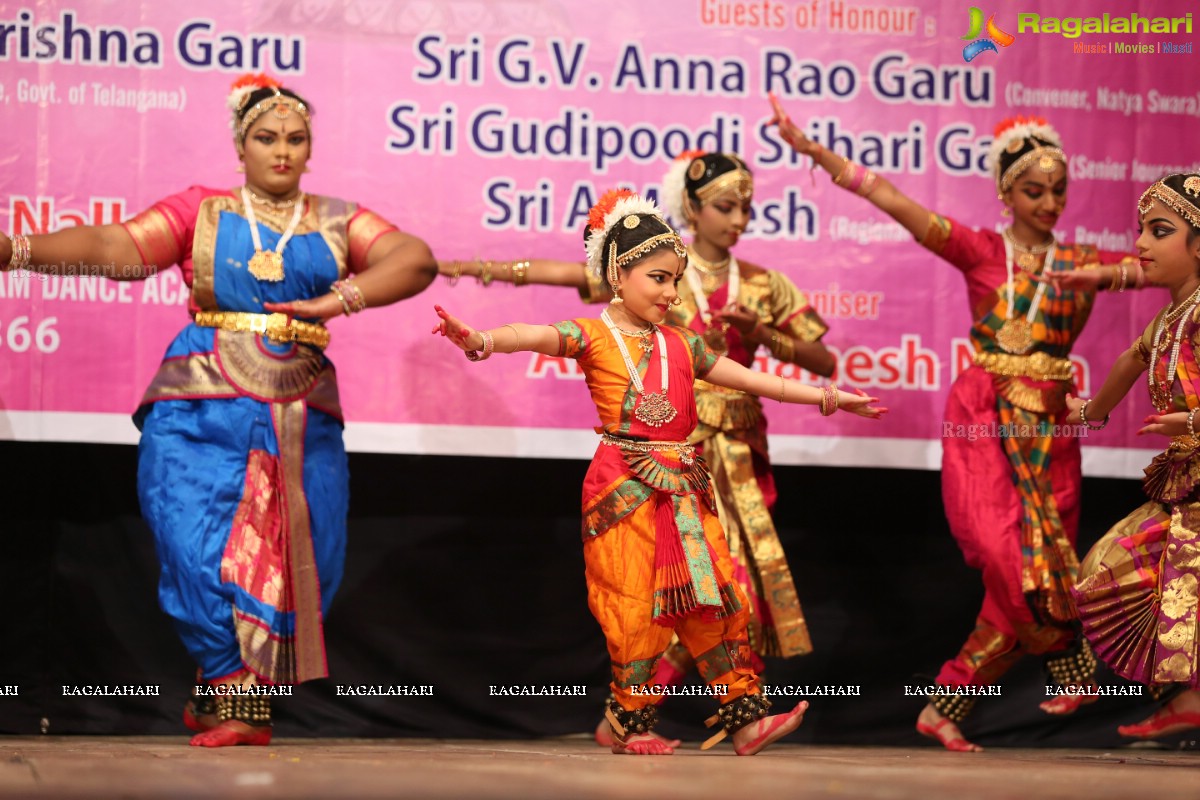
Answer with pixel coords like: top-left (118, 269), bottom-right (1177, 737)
top-left (0, 411), bottom-right (1157, 480)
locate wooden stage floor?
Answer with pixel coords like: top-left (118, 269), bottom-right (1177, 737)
top-left (1, 737), bottom-right (1197, 799)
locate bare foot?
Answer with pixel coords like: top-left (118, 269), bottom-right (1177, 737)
top-left (730, 701), bottom-right (808, 756)
top-left (1119, 689), bottom-right (1200, 739)
top-left (916, 703), bottom-right (982, 752)
top-left (611, 732), bottom-right (674, 755)
top-left (1039, 685), bottom-right (1099, 715)
top-left (594, 717), bottom-right (679, 748)
top-left (189, 720), bottom-right (272, 747)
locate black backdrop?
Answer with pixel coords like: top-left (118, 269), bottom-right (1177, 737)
top-left (1, 440), bottom-right (1174, 747)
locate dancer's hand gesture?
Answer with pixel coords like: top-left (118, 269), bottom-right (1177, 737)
top-left (838, 388), bottom-right (887, 419)
top-left (767, 93), bottom-right (815, 155)
top-left (431, 304), bottom-right (483, 351)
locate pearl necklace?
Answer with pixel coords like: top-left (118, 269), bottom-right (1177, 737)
top-left (1149, 285), bottom-right (1200, 412)
top-left (601, 309), bottom-right (677, 427)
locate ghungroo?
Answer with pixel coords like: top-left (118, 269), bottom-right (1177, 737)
top-left (1044, 639), bottom-right (1098, 687)
top-left (605, 700), bottom-right (658, 739)
top-left (699, 692), bottom-right (773, 750)
top-left (214, 693), bottom-right (272, 726)
top-left (928, 691), bottom-right (976, 723)
top-left (190, 691), bottom-right (216, 717)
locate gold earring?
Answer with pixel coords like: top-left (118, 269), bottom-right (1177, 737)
top-left (236, 164), bottom-right (245, 173)
top-left (670, 297), bottom-right (682, 306)
top-left (1001, 206), bottom-right (1011, 218)
top-left (609, 286), bottom-right (623, 305)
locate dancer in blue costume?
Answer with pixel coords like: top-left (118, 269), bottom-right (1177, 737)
top-left (0, 74), bottom-right (437, 746)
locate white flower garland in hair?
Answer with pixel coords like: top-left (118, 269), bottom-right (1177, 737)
top-left (226, 86), bottom-right (257, 130)
top-left (986, 119), bottom-right (1063, 173)
top-left (661, 157), bottom-right (693, 225)
top-left (584, 193), bottom-right (669, 280)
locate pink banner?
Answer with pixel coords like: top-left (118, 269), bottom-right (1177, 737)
top-left (2, 1), bottom-right (1198, 473)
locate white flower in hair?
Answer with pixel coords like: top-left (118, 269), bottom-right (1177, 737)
top-left (661, 155), bottom-right (695, 224)
top-left (225, 74), bottom-right (283, 131)
top-left (986, 116), bottom-right (1063, 172)
top-left (584, 190), bottom-right (669, 279)
top-left (226, 87), bottom-right (255, 129)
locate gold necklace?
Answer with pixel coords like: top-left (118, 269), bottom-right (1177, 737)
top-left (605, 309), bottom-right (654, 352)
top-left (245, 186), bottom-right (301, 210)
top-left (1148, 284), bottom-right (1200, 411)
top-left (1002, 228), bottom-right (1055, 271)
top-left (688, 248), bottom-right (731, 294)
top-left (687, 248), bottom-right (731, 274)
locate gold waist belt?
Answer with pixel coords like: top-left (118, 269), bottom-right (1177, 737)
top-left (194, 311), bottom-right (330, 349)
top-left (974, 351), bottom-right (1073, 382)
top-left (601, 433), bottom-right (696, 464)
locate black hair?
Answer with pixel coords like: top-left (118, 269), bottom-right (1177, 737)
top-left (582, 212), bottom-right (680, 273)
top-left (236, 85), bottom-right (312, 122)
top-left (684, 152), bottom-right (752, 207)
top-left (1160, 174), bottom-right (1200, 242)
top-left (997, 135), bottom-right (1060, 186)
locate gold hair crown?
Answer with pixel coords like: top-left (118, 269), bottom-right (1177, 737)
top-left (997, 145), bottom-right (1065, 193)
top-left (695, 157), bottom-right (753, 205)
top-left (234, 89), bottom-right (311, 154)
top-left (605, 223), bottom-right (687, 289)
top-left (1139, 178), bottom-right (1200, 229)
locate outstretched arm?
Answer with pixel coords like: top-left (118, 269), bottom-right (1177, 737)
top-left (768, 94), bottom-right (932, 241)
top-left (431, 304), bottom-right (561, 356)
top-left (437, 257), bottom-right (588, 288)
top-left (1, 226), bottom-right (149, 280)
top-left (1064, 347), bottom-right (1147, 427)
top-left (705, 356), bottom-right (884, 418)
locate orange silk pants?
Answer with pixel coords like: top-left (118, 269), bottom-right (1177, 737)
top-left (583, 496), bottom-right (761, 711)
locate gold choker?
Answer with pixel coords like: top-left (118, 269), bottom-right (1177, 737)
top-left (245, 187), bottom-right (302, 210)
top-left (688, 249), bottom-right (731, 275)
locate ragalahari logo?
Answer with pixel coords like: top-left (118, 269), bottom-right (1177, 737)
top-left (961, 7), bottom-right (1015, 61)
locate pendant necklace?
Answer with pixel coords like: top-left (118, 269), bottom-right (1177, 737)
top-left (242, 186), bottom-right (304, 282)
top-left (601, 309), bottom-right (677, 427)
top-left (995, 234), bottom-right (1054, 355)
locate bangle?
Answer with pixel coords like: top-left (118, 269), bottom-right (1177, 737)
top-left (329, 284), bottom-right (352, 316)
top-left (477, 258), bottom-right (494, 287)
top-left (1189, 408), bottom-right (1199, 438)
top-left (768, 330), bottom-right (795, 363)
top-left (503, 323), bottom-right (521, 352)
top-left (465, 330), bottom-right (494, 361)
top-left (820, 383), bottom-right (839, 416)
top-left (511, 260), bottom-right (530, 286)
top-left (331, 278), bottom-right (366, 314)
top-left (832, 157), bottom-right (854, 186)
top-left (1118, 263), bottom-right (1128, 293)
top-left (857, 170), bottom-right (879, 198)
top-left (5, 234), bottom-right (31, 272)
top-left (445, 260), bottom-right (463, 286)
top-left (1132, 260), bottom-right (1146, 289)
top-left (1078, 399), bottom-right (1109, 430)
top-left (777, 375), bottom-right (785, 404)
